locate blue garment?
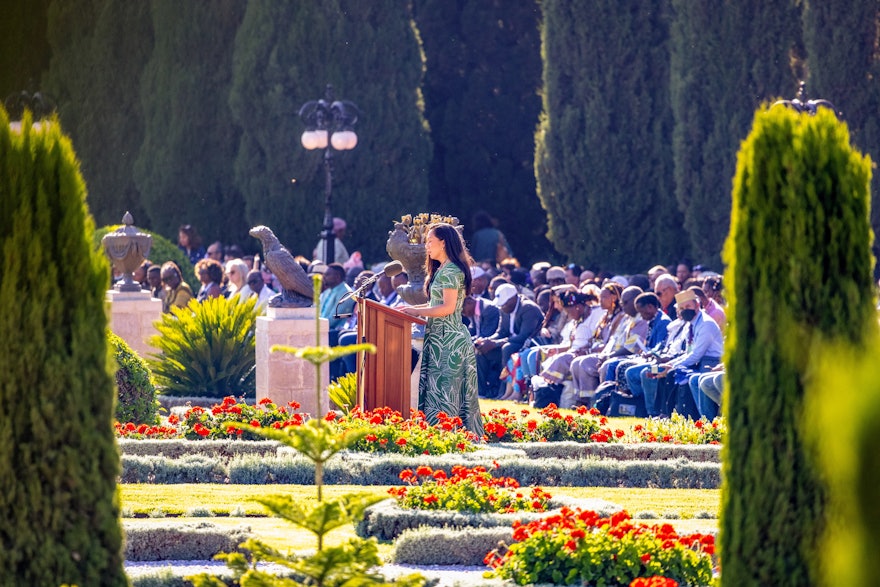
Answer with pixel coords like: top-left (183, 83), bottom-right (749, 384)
top-left (319, 282), bottom-right (355, 331)
top-left (646, 312), bottom-right (671, 350)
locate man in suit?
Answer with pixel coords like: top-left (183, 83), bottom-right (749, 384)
top-left (474, 283), bottom-right (544, 398)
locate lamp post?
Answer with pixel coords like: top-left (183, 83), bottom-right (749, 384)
top-left (299, 85), bottom-right (359, 265)
top-left (773, 81), bottom-right (840, 118)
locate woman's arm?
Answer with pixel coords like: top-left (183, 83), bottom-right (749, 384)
top-left (400, 288), bottom-right (458, 318)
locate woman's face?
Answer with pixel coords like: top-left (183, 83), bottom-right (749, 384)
top-left (424, 231), bottom-right (446, 262)
top-left (178, 231), bottom-right (190, 248)
top-left (198, 267), bottom-right (210, 284)
top-left (599, 289), bottom-right (616, 310)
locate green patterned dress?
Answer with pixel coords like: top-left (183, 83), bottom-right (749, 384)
top-left (418, 262), bottom-right (484, 437)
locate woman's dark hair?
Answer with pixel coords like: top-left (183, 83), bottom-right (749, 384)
top-left (196, 258), bottom-right (224, 284)
top-left (472, 210), bottom-right (494, 231)
top-left (424, 223), bottom-right (474, 296)
top-left (178, 224), bottom-right (202, 249)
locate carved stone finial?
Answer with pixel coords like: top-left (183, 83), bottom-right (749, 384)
top-left (102, 213), bottom-right (152, 292)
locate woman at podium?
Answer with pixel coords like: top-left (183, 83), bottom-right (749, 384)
top-left (400, 223), bottom-right (485, 438)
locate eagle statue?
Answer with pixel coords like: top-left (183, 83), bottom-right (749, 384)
top-left (249, 225), bottom-right (314, 307)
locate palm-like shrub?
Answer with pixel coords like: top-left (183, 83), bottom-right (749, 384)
top-left (149, 295), bottom-right (258, 397)
top-left (109, 331), bottom-right (158, 424)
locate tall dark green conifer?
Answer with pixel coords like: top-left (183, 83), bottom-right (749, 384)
top-left (801, 0), bottom-right (880, 273)
top-left (670, 0), bottom-right (802, 266)
top-left (134, 0), bottom-right (247, 244)
top-left (413, 0), bottom-right (548, 262)
top-left (721, 107), bottom-right (874, 585)
top-left (230, 0), bottom-right (431, 262)
top-left (43, 0), bottom-right (153, 227)
top-left (0, 0), bottom-right (52, 98)
top-left (536, 0), bottom-right (681, 272)
top-left (0, 111), bottom-right (126, 585)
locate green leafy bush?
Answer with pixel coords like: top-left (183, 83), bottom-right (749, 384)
top-left (94, 224), bottom-right (197, 287)
top-left (149, 296), bottom-right (258, 397)
top-left (123, 522), bottom-right (250, 561)
top-left (328, 372), bottom-right (357, 412)
top-left (109, 331), bottom-right (159, 424)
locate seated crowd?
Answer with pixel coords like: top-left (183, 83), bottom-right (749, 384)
top-left (128, 220), bottom-right (729, 420)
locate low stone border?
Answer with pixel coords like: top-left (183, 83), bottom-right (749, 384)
top-left (357, 497), bottom-right (619, 542)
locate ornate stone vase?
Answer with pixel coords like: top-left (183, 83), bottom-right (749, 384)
top-left (386, 224), bottom-right (429, 305)
top-left (102, 212), bottom-right (152, 292)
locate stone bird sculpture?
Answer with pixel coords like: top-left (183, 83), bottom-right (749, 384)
top-left (249, 225), bottom-right (314, 307)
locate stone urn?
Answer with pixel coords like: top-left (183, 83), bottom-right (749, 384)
top-left (102, 212), bottom-right (152, 292)
top-left (386, 223), bottom-right (429, 305)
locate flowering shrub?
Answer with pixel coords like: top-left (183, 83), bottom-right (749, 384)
top-left (483, 405), bottom-right (604, 442)
top-left (484, 508), bottom-right (714, 586)
top-left (630, 577), bottom-right (679, 587)
top-left (629, 413), bottom-right (724, 444)
top-left (115, 398), bottom-right (477, 453)
top-left (483, 405), bottom-right (724, 445)
top-left (389, 464), bottom-right (552, 514)
top-left (335, 407), bottom-right (476, 455)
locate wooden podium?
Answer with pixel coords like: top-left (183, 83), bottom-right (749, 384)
top-left (356, 298), bottom-right (426, 414)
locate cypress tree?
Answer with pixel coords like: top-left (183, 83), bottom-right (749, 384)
top-left (536, 0), bottom-right (682, 272)
top-left (413, 0), bottom-right (548, 262)
top-left (134, 0), bottom-right (247, 245)
top-left (720, 107), bottom-right (874, 585)
top-left (230, 0), bottom-right (431, 262)
top-left (42, 0), bottom-right (154, 228)
top-left (801, 0), bottom-right (880, 273)
top-left (669, 0), bottom-right (802, 266)
top-left (0, 0), bottom-right (52, 98)
top-left (0, 111), bottom-right (126, 585)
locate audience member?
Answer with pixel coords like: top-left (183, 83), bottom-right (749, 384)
top-left (205, 241), bottom-right (223, 262)
top-left (160, 261), bottom-right (194, 313)
top-left (320, 263), bottom-right (355, 380)
top-left (647, 289), bottom-right (724, 418)
top-left (570, 285), bottom-right (647, 400)
top-left (546, 266), bottom-right (567, 288)
top-left (195, 258), bottom-right (224, 301)
top-left (225, 258), bottom-right (248, 298)
top-left (244, 269), bottom-right (275, 309)
top-left (474, 283), bottom-right (543, 399)
top-left (565, 263), bottom-right (582, 286)
top-left (469, 210), bottom-right (512, 267)
top-left (313, 217), bottom-right (351, 265)
top-left (177, 224), bottom-right (205, 266)
top-left (147, 265), bottom-right (164, 301)
top-left (690, 285), bottom-right (725, 329)
top-left (653, 274), bottom-right (679, 320)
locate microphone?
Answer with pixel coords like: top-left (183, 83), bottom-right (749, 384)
top-left (335, 261), bottom-right (405, 316)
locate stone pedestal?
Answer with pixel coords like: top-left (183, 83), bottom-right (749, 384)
top-left (106, 289), bottom-right (162, 358)
top-left (256, 307), bottom-right (329, 417)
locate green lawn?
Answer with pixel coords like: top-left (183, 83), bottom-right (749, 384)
top-left (120, 483), bottom-right (719, 553)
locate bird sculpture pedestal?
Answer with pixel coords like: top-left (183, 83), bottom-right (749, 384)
top-left (255, 307), bottom-right (330, 417)
top-left (106, 289), bottom-right (162, 358)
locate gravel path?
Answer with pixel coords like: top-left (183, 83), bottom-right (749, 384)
top-left (125, 560), bottom-right (493, 586)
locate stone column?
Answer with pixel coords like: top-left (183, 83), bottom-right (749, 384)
top-left (106, 289), bottom-right (162, 358)
top-left (255, 307), bottom-right (329, 417)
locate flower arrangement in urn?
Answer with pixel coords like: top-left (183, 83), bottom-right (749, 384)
top-left (386, 212), bottom-right (463, 305)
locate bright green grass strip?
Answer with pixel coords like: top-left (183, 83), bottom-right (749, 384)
top-left (120, 484), bottom-right (719, 519)
top-left (120, 485), bottom-right (719, 554)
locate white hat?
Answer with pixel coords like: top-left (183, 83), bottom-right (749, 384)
top-left (610, 275), bottom-right (629, 287)
top-left (546, 266), bottom-right (566, 281)
top-left (471, 266), bottom-right (487, 280)
top-left (493, 283), bottom-right (518, 307)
